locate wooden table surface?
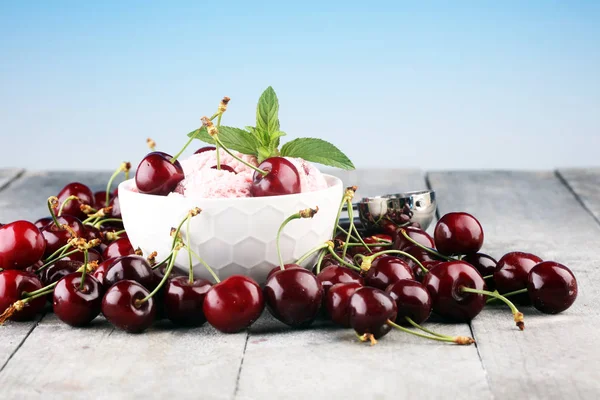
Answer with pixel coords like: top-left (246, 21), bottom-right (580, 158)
top-left (0, 168), bottom-right (599, 400)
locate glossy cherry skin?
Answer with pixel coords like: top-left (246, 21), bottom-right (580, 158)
top-left (102, 280), bottom-right (156, 333)
top-left (0, 270), bottom-right (46, 321)
top-left (364, 256), bottom-right (415, 290)
top-left (527, 261), bottom-right (577, 314)
top-left (194, 146), bottom-right (216, 154)
top-left (349, 234), bottom-right (393, 256)
top-left (319, 252), bottom-right (355, 271)
top-left (211, 165), bottom-right (237, 174)
top-left (385, 279), bottom-right (432, 324)
top-left (317, 265), bottom-right (364, 295)
top-left (414, 260), bottom-right (441, 282)
top-left (41, 260), bottom-right (83, 286)
top-left (53, 273), bottom-right (103, 326)
top-left (41, 216), bottom-right (85, 257)
top-left (61, 248), bottom-right (102, 264)
top-left (84, 225), bottom-right (104, 243)
top-left (93, 191), bottom-right (110, 209)
top-left (203, 275), bottom-right (264, 333)
top-left (0, 220), bottom-right (46, 270)
top-left (463, 252), bottom-right (497, 290)
top-left (325, 282), bottom-right (363, 327)
top-left (102, 255), bottom-right (155, 291)
top-left (164, 276), bottom-right (213, 326)
top-left (348, 287), bottom-right (397, 339)
top-left (34, 217), bottom-right (53, 230)
top-left (135, 151), bottom-right (185, 196)
top-left (494, 251), bottom-right (543, 304)
top-left (108, 195), bottom-right (121, 218)
top-left (423, 261), bottom-right (486, 322)
top-left (56, 182), bottom-right (95, 220)
top-left (250, 157), bottom-right (301, 197)
top-left (264, 267), bottom-right (323, 327)
top-left (393, 227), bottom-right (435, 251)
top-left (434, 212), bottom-right (484, 255)
top-left (92, 257), bottom-right (118, 286)
top-left (399, 244), bottom-right (442, 273)
top-left (102, 237), bottom-right (135, 259)
top-left (266, 264), bottom-right (303, 281)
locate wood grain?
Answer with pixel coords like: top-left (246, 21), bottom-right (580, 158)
top-left (428, 170), bottom-right (600, 400)
top-left (0, 169), bottom-right (24, 193)
top-left (558, 168), bottom-right (600, 223)
top-left (235, 169), bottom-right (492, 400)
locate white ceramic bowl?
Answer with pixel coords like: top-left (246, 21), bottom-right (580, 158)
top-left (118, 175), bottom-right (343, 284)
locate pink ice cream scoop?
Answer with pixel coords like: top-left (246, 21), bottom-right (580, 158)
top-left (284, 157), bottom-right (328, 193)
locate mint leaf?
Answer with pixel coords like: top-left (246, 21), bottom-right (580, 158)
top-left (187, 126), bottom-right (215, 144)
top-left (280, 138), bottom-right (355, 170)
top-left (257, 146), bottom-right (272, 163)
top-left (256, 86), bottom-right (280, 135)
top-left (187, 126), bottom-right (259, 156)
top-left (254, 127), bottom-right (271, 147)
top-left (270, 130), bottom-right (286, 148)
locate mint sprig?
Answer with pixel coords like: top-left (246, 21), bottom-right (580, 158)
top-left (188, 86), bottom-right (355, 170)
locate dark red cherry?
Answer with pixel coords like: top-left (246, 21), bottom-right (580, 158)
top-left (41, 260), bottom-right (83, 286)
top-left (380, 220), bottom-right (399, 237)
top-left (135, 151), bottom-right (185, 196)
top-left (61, 248), bottom-right (102, 264)
top-left (364, 256), bottom-right (414, 290)
top-left (349, 234), bottom-right (392, 256)
top-left (203, 275), bottom-right (264, 333)
top-left (250, 157), bottom-right (301, 197)
top-left (434, 212), bottom-right (484, 255)
top-left (34, 217), bottom-right (53, 230)
top-left (320, 252), bottom-right (355, 270)
top-left (494, 251), bottom-right (543, 304)
top-left (41, 216), bottom-right (85, 258)
top-left (0, 270), bottom-right (46, 321)
top-left (53, 273), bottom-right (102, 326)
top-left (348, 287), bottom-right (397, 340)
top-left (385, 279), bottom-right (432, 324)
top-left (316, 265), bottom-right (364, 295)
top-left (194, 146), bottom-right (216, 154)
top-left (93, 191), bottom-right (111, 209)
top-left (102, 255), bottom-right (154, 291)
top-left (25, 260), bottom-right (43, 275)
top-left (264, 267), bottom-right (324, 328)
top-left (325, 282), bottom-right (363, 327)
top-left (108, 195), bottom-right (121, 218)
top-left (164, 276), bottom-right (212, 326)
top-left (92, 257), bottom-right (118, 287)
top-left (211, 165), bottom-right (237, 174)
top-left (84, 225), bottom-right (104, 243)
top-left (393, 227), bottom-right (435, 251)
top-left (102, 280), bottom-right (156, 333)
top-left (102, 237), bottom-right (135, 259)
top-left (422, 261), bottom-right (486, 322)
top-left (527, 261), bottom-right (577, 314)
top-left (414, 260), bottom-right (440, 282)
top-left (463, 252), bottom-right (497, 290)
top-left (56, 182), bottom-right (95, 220)
top-left (399, 244), bottom-right (442, 272)
top-left (266, 264), bottom-right (303, 281)
top-left (0, 221), bottom-right (46, 270)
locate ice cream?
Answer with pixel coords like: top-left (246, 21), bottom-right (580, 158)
top-left (168, 149), bottom-right (328, 199)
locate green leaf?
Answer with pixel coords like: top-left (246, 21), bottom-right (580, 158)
top-left (217, 126), bottom-right (260, 155)
top-left (256, 86), bottom-right (280, 134)
top-left (257, 146), bottom-right (272, 163)
top-left (270, 130), bottom-right (286, 148)
top-left (255, 128), bottom-right (271, 147)
top-left (280, 138), bottom-right (355, 170)
top-left (187, 126), bottom-right (215, 144)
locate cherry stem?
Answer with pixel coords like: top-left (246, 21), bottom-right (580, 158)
top-left (138, 249), bottom-right (179, 304)
top-left (172, 113), bottom-right (219, 164)
top-left (486, 288), bottom-right (527, 304)
top-left (42, 242), bottom-right (73, 263)
top-left (276, 213), bottom-right (303, 270)
top-left (105, 163), bottom-right (126, 205)
top-left (23, 282), bottom-right (58, 298)
top-left (35, 249), bottom-right (79, 275)
top-left (483, 275), bottom-right (493, 280)
top-left (295, 242), bottom-right (329, 266)
top-left (213, 135), bottom-right (267, 176)
top-left (215, 113), bottom-right (223, 170)
top-left (326, 247), bottom-right (361, 271)
top-left (404, 317), bottom-right (454, 339)
top-left (186, 216), bottom-right (194, 284)
top-left (356, 250), bottom-right (428, 274)
top-left (460, 286), bottom-right (525, 330)
top-left (398, 229), bottom-right (455, 262)
top-left (186, 247), bottom-right (220, 283)
top-left (150, 249), bottom-right (175, 270)
top-left (79, 248), bottom-right (89, 290)
top-left (332, 196), bottom-right (346, 238)
top-left (93, 218), bottom-right (123, 228)
top-left (47, 198), bottom-right (63, 229)
top-left (387, 319), bottom-right (474, 345)
top-left (336, 225), bottom-right (360, 242)
top-left (344, 242), bottom-right (392, 248)
top-left (57, 195), bottom-right (79, 217)
top-left (315, 249), bottom-right (326, 275)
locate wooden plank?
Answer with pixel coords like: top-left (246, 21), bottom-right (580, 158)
top-left (428, 171), bottom-right (600, 399)
top-left (558, 168), bottom-right (600, 223)
top-left (236, 169), bottom-right (492, 400)
top-left (0, 169), bottom-right (24, 193)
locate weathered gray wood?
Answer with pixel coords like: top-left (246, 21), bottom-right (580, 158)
top-left (428, 171), bottom-right (600, 400)
top-left (0, 169), bottom-right (24, 192)
top-left (558, 168), bottom-right (600, 224)
top-left (236, 170), bottom-right (491, 400)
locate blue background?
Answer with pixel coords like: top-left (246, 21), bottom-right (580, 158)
top-left (1, 1), bottom-right (598, 171)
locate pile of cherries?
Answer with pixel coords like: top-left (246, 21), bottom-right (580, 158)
top-left (0, 172), bottom-right (578, 345)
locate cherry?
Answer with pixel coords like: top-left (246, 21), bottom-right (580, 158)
top-left (41, 216), bottom-right (84, 257)
top-left (194, 146), bottom-right (216, 154)
top-left (164, 276), bottom-right (212, 326)
top-left (211, 165), bottom-right (237, 174)
top-left (364, 256), bottom-right (415, 290)
top-left (325, 282), bottom-right (363, 327)
top-left (422, 261), bottom-right (486, 322)
top-left (434, 212), bottom-right (484, 255)
top-left (34, 217), bottom-right (53, 230)
top-left (56, 182), bottom-right (94, 220)
top-left (0, 270), bottom-right (46, 321)
top-left (348, 234), bottom-right (392, 256)
top-left (393, 226), bottom-right (434, 252)
top-left (250, 157), bottom-right (301, 197)
top-left (266, 263), bottom-right (303, 281)
top-left (463, 252), bottom-right (497, 290)
top-left (61, 248), bottom-right (102, 264)
top-left (84, 225), bottom-right (104, 243)
top-left (135, 151), bottom-right (184, 196)
top-left (494, 251), bottom-right (543, 304)
top-left (92, 257), bottom-right (118, 286)
top-left (414, 260), bottom-right (441, 282)
top-left (102, 237), bottom-right (135, 259)
top-left (94, 191), bottom-right (110, 208)
top-left (203, 275), bottom-right (264, 333)
top-left (320, 252), bottom-right (355, 270)
top-left (102, 280), bottom-right (156, 333)
top-left (41, 260), bottom-right (83, 286)
top-left (398, 244), bottom-right (442, 274)
top-left (264, 267), bottom-right (323, 328)
top-left (316, 265), bottom-right (364, 295)
top-left (108, 195), bottom-right (121, 218)
top-left (348, 287), bottom-right (397, 340)
top-left (385, 279), bottom-right (432, 324)
top-left (102, 255), bottom-right (155, 291)
top-left (53, 273), bottom-right (102, 326)
top-left (0, 221), bottom-right (46, 270)
top-left (527, 261), bottom-right (577, 314)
